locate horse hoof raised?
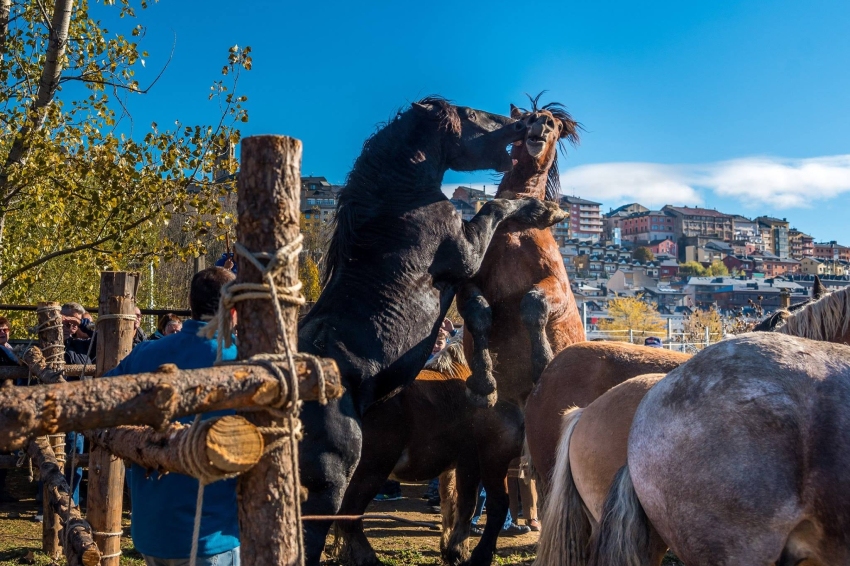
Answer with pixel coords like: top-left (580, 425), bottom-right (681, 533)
top-left (465, 388), bottom-right (497, 408)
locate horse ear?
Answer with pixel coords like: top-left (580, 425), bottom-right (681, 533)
top-left (812, 276), bottom-right (826, 299)
top-left (412, 102), bottom-right (434, 115)
top-left (510, 104), bottom-right (523, 119)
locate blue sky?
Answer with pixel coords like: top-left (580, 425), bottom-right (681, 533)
top-left (94, 0), bottom-right (850, 241)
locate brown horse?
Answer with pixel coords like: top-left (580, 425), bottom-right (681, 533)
top-left (459, 95), bottom-right (585, 409)
top-left (589, 333), bottom-right (850, 566)
top-left (535, 374), bottom-right (668, 566)
top-left (526, 277), bottom-right (832, 495)
top-left (333, 335), bottom-right (525, 566)
top-left (524, 341), bottom-right (691, 493)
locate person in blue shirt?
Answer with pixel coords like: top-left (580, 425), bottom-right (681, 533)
top-left (106, 267), bottom-right (240, 566)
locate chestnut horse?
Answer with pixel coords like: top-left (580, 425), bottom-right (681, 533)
top-left (524, 341), bottom-right (691, 493)
top-left (459, 95), bottom-right (585, 409)
top-left (333, 334), bottom-right (525, 566)
top-left (538, 283), bottom-right (850, 566)
top-left (526, 277), bottom-right (829, 495)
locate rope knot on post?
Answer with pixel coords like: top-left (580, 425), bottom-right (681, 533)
top-left (192, 235), bottom-right (310, 565)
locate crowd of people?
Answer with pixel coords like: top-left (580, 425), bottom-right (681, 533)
top-left (0, 266), bottom-right (544, 565)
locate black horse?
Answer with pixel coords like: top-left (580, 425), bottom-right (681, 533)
top-left (297, 98), bottom-right (566, 564)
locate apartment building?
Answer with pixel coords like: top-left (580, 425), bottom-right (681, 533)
top-left (814, 241), bottom-right (850, 261)
top-left (788, 229), bottom-right (814, 260)
top-left (662, 205), bottom-right (734, 242)
top-left (301, 176), bottom-right (340, 225)
top-left (755, 217), bottom-right (790, 259)
top-left (603, 203), bottom-right (648, 240)
top-left (562, 196), bottom-right (603, 241)
top-left (620, 210), bottom-right (675, 242)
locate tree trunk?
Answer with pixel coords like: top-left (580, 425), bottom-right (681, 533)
top-left (0, 355), bottom-right (341, 450)
top-left (87, 415), bottom-right (264, 478)
top-left (0, 0), bottom-right (74, 196)
top-left (87, 272), bottom-right (137, 566)
top-left (235, 135), bottom-right (304, 565)
top-left (0, 0), bottom-right (11, 63)
top-left (0, 357), bottom-right (95, 382)
top-left (27, 436), bottom-right (101, 566)
top-left (0, 0), bottom-right (74, 281)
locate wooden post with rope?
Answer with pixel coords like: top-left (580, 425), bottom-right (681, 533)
top-left (87, 272), bottom-right (139, 566)
top-left (36, 301), bottom-right (65, 558)
top-left (234, 135), bottom-right (305, 565)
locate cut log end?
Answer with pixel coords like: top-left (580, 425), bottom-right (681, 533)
top-left (81, 545), bottom-right (102, 566)
top-left (205, 415), bottom-right (264, 473)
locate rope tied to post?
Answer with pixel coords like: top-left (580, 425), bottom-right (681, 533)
top-left (35, 304), bottom-right (64, 367)
top-left (191, 234), bottom-right (310, 566)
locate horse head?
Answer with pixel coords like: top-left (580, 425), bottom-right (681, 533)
top-left (500, 94), bottom-right (580, 201)
top-left (411, 98), bottom-right (527, 173)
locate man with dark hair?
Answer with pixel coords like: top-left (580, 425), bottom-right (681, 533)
top-left (0, 316), bottom-right (18, 366)
top-left (106, 267), bottom-right (240, 566)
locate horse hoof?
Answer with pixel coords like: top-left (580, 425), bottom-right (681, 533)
top-left (466, 388), bottom-right (497, 408)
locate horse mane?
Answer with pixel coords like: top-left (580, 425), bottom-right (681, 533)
top-left (323, 97), bottom-right (460, 284)
top-left (514, 92), bottom-right (581, 202)
top-left (424, 329), bottom-right (468, 378)
top-left (776, 286), bottom-right (850, 342)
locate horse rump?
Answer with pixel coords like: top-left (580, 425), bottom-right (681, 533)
top-left (534, 406), bottom-right (592, 566)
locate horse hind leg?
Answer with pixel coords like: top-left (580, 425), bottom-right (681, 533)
top-left (459, 284), bottom-right (497, 408)
top-left (439, 469), bottom-right (458, 554)
top-left (444, 457), bottom-right (480, 566)
top-left (521, 286), bottom-right (554, 383)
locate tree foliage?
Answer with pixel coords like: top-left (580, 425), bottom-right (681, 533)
top-left (598, 295), bottom-right (665, 338)
top-left (632, 246), bottom-right (654, 263)
top-left (679, 259), bottom-right (729, 277)
top-left (0, 0), bottom-right (251, 304)
top-left (680, 307), bottom-right (725, 350)
top-left (299, 255), bottom-right (321, 303)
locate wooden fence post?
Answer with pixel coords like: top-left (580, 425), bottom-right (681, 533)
top-left (36, 302), bottom-right (64, 559)
top-left (87, 272), bottom-right (139, 566)
top-left (235, 135), bottom-right (303, 565)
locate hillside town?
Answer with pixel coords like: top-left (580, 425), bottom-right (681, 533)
top-left (302, 177), bottom-right (848, 342)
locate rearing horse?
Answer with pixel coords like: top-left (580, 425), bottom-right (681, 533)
top-left (297, 97), bottom-right (566, 564)
top-left (459, 96), bottom-right (586, 408)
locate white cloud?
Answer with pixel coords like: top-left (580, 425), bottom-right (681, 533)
top-left (559, 162), bottom-right (702, 208)
top-left (559, 155), bottom-right (850, 210)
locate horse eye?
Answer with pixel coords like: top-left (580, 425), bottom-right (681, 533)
top-left (467, 110), bottom-right (476, 120)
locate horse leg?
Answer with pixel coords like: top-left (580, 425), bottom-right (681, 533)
top-left (458, 283), bottom-right (497, 408)
top-left (439, 469), bottom-right (458, 555)
top-left (444, 451), bottom-right (480, 566)
top-left (334, 422), bottom-right (407, 566)
top-left (300, 394), bottom-right (363, 566)
top-left (465, 404), bottom-right (525, 566)
top-left (433, 199), bottom-right (565, 282)
top-left (520, 277), bottom-right (562, 383)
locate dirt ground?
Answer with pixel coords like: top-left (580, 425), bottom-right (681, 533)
top-left (0, 469), bottom-right (536, 566)
top-left (0, 468), bottom-right (687, 566)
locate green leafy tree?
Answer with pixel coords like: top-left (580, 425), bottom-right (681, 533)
top-left (598, 295), bottom-right (666, 340)
top-left (632, 246), bottom-right (655, 263)
top-left (0, 0), bottom-right (251, 304)
top-left (706, 259), bottom-right (730, 276)
top-left (679, 261), bottom-right (707, 276)
top-left (299, 255), bottom-right (321, 303)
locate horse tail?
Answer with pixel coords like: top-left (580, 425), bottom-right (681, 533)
top-left (534, 406), bottom-right (592, 566)
top-left (438, 469), bottom-right (458, 553)
top-left (588, 465), bottom-right (654, 566)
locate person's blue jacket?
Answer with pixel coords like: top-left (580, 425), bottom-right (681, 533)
top-left (105, 319), bottom-right (239, 559)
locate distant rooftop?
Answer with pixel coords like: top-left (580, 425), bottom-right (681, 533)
top-left (663, 205), bottom-right (732, 218)
top-left (562, 195), bottom-right (601, 206)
